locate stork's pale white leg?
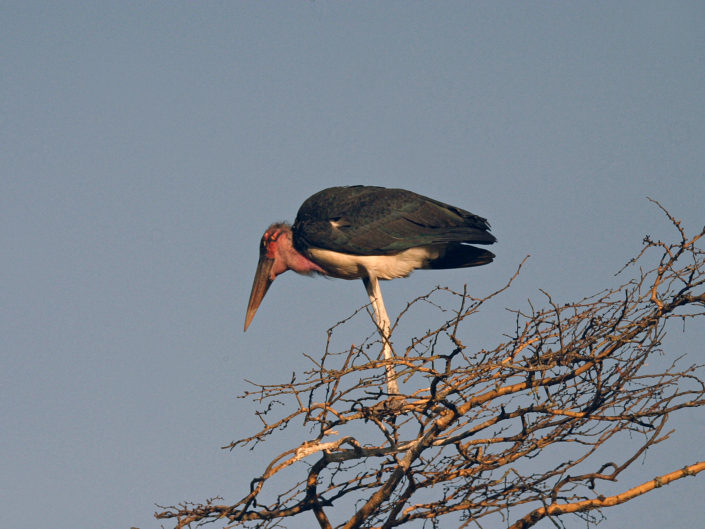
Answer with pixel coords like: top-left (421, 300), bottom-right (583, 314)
top-left (363, 275), bottom-right (400, 396)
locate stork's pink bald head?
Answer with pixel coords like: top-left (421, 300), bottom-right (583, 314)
top-left (244, 223), bottom-right (324, 331)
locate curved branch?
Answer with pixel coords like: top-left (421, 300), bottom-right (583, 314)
top-left (508, 461), bottom-right (705, 529)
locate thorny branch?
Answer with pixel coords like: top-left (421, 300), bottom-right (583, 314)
top-left (157, 206), bottom-right (705, 529)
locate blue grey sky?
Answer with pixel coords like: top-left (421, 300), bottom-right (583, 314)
top-left (2, 2), bottom-right (704, 528)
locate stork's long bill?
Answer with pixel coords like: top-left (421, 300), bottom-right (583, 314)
top-left (244, 186), bottom-right (496, 331)
top-left (244, 252), bottom-right (274, 332)
top-left (244, 223), bottom-right (324, 331)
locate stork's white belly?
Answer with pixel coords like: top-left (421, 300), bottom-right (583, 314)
top-left (308, 246), bottom-right (440, 280)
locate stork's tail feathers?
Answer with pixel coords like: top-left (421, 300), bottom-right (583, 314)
top-left (428, 243), bottom-right (495, 270)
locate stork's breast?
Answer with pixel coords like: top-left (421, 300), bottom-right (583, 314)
top-left (307, 246), bottom-right (441, 280)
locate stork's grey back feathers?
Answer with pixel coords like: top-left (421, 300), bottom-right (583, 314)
top-left (292, 186), bottom-right (496, 260)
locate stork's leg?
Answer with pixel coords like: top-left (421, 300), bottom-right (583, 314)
top-left (363, 275), bottom-right (400, 396)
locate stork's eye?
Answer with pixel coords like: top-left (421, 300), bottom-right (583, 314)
top-left (264, 230), bottom-right (281, 245)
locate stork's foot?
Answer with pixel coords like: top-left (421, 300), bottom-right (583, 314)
top-left (372, 394), bottom-right (406, 413)
top-left (386, 394), bottom-right (406, 410)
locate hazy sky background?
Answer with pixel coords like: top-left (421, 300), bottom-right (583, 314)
top-left (3, 2), bottom-right (704, 528)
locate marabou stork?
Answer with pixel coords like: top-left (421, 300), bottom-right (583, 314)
top-left (245, 185), bottom-right (496, 395)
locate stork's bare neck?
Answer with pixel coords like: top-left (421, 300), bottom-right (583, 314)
top-left (262, 224), bottom-right (325, 278)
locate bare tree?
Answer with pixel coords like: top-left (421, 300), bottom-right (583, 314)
top-left (157, 204), bottom-right (705, 529)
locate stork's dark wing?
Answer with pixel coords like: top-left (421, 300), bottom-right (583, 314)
top-left (292, 186), bottom-right (496, 255)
